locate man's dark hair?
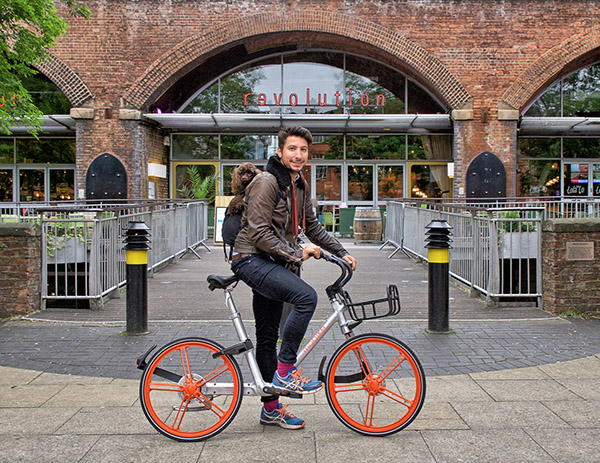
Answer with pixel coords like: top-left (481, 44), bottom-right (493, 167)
top-left (278, 126), bottom-right (313, 150)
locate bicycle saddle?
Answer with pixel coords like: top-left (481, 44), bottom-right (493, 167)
top-left (207, 274), bottom-right (239, 291)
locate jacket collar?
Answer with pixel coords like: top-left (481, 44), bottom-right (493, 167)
top-left (266, 155), bottom-right (292, 189)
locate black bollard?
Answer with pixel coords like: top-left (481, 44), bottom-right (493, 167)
top-left (124, 221), bottom-right (151, 335)
top-left (425, 220), bottom-right (453, 334)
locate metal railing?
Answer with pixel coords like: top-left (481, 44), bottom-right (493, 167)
top-left (1, 201), bottom-right (208, 306)
top-left (384, 200), bottom-right (545, 303)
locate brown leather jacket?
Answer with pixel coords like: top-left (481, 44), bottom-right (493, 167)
top-left (233, 156), bottom-right (348, 267)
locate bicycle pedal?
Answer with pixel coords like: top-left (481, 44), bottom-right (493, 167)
top-left (263, 386), bottom-right (303, 399)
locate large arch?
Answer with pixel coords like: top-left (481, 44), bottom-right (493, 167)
top-left (35, 53), bottom-right (93, 108)
top-left (501, 25), bottom-right (600, 112)
top-left (122, 11), bottom-right (471, 111)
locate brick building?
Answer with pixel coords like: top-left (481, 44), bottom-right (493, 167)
top-left (2, 0), bottom-right (600, 205)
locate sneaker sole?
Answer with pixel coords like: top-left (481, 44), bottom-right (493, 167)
top-left (272, 383), bottom-right (324, 395)
top-left (260, 419), bottom-right (305, 430)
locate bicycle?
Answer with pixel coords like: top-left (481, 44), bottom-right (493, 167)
top-left (136, 252), bottom-right (426, 441)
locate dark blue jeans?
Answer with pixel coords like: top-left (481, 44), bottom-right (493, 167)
top-left (231, 254), bottom-right (318, 402)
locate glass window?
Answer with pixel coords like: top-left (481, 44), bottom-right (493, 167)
top-left (16, 139), bottom-right (75, 163)
top-left (518, 138), bottom-right (561, 158)
top-left (410, 165), bottom-right (449, 198)
top-left (563, 64), bottom-right (600, 117)
top-left (517, 160), bottom-right (560, 197)
top-left (179, 51), bottom-right (445, 115)
top-left (220, 135), bottom-right (276, 160)
top-left (174, 164), bottom-right (216, 199)
top-left (347, 135), bottom-right (406, 160)
top-left (0, 169), bottom-right (13, 201)
top-left (282, 57), bottom-right (344, 115)
top-left (315, 165), bottom-right (342, 202)
top-left (524, 82), bottom-right (561, 117)
top-left (313, 135), bottom-right (343, 160)
top-left (564, 163), bottom-right (590, 196)
top-left (348, 165), bottom-right (373, 201)
top-left (19, 169), bottom-right (45, 201)
top-left (408, 135), bottom-right (452, 161)
top-left (0, 140), bottom-right (14, 163)
top-left (593, 163), bottom-right (600, 196)
top-left (49, 169), bottom-right (74, 201)
top-left (172, 135), bottom-right (219, 160)
top-left (22, 73), bottom-right (71, 115)
top-left (378, 166), bottom-right (403, 200)
top-left (563, 138), bottom-right (600, 158)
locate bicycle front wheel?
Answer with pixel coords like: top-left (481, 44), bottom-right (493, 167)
top-left (140, 337), bottom-right (243, 442)
top-left (325, 333), bottom-right (426, 436)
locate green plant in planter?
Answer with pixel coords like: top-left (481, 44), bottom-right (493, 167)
top-left (46, 216), bottom-right (88, 258)
top-left (499, 210), bottom-right (537, 233)
top-left (177, 166), bottom-right (216, 202)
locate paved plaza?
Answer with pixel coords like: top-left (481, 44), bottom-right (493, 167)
top-left (1, 242), bottom-right (599, 461)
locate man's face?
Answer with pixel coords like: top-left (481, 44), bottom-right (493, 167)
top-left (277, 135), bottom-right (309, 175)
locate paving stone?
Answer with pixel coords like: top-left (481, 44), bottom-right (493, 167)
top-left (475, 379), bottom-right (581, 402)
top-left (422, 429), bottom-right (554, 463)
top-left (0, 385), bottom-right (65, 408)
top-left (0, 366), bottom-right (41, 386)
top-left (0, 435), bottom-right (99, 463)
top-left (525, 429), bottom-right (600, 463)
top-left (542, 400), bottom-right (600, 428)
top-left (55, 407), bottom-right (157, 435)
top-left (42, 384), bottom-right (138, 408)
top-left (0, 408), bottom-right (80, 434)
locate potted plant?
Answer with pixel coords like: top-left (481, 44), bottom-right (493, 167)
top-left (46, 217), bottom-right (89, 263)
top-left (498, 210), bottom-right (538, 259)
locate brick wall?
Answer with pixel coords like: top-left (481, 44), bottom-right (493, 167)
top-left (542, 219), bottom-right (600, 315)
top-left (0, 224), bottom-right (42, 318)
top-left (46, 0), bottom-right (600, 198)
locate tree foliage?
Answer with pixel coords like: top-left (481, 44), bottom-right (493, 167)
top-left (0, 0), bottom-right (90, 135)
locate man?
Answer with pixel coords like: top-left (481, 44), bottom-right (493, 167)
top-left (230, 126), bottom-right (357, 430)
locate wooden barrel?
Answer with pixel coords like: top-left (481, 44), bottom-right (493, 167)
top-left (353, 207), bottom-right (382, 243)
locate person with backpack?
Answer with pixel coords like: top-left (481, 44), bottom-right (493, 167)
top-left (229, 125), bottom-right (357, 430)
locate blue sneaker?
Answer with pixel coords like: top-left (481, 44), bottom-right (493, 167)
top-left (260, 404), bottom-right (305, 430)
top-left (272, 367), bottom-right (323, 395)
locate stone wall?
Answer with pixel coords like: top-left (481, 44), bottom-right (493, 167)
top-left (542, 219), bottom-right (600, 315)
top-left (0, 223), bottom-right (42, 318)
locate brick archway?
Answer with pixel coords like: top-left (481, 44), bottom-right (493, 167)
top-left (35, 53), bottom-right (93, 107)
top-left (123, 11), bottom-right (471, 111)
top-left (501, 25), bottom-right (600, 112)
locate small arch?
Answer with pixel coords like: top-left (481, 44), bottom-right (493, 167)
top-left (86, 153), bottom-right (128, 200)
top-left (466, 151), bottom-right (506, 201)
top-left (501, 26), bottom-right (600, 111)
top-left (123, 12), bottom-right (471, 111)
top-left (35, 53), bottom-right (93, 107)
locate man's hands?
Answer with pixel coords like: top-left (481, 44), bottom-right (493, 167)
top-left (302, 245), bottom-right (357, 271)
top-left (342, 254), bottom-right (357, 271)
top-left (303, 244), bottom-right (321, 261)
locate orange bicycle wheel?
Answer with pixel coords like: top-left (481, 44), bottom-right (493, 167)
top-left (140, 338), bottom-right (243, 442)
top-left (325, 333), bottom-right (425, 436)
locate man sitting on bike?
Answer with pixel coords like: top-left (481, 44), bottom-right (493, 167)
top-left (230, 125), bottom-right (357, 430)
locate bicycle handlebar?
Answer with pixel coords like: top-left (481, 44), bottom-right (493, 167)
top-left (311, 251), bottom-right (353, 294)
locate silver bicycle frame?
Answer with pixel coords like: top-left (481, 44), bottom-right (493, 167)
top-left (203, 284), bottom-right (355, 398)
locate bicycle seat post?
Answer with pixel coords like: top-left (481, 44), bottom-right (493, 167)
top-left (224, 288), bottom-right (251, 344)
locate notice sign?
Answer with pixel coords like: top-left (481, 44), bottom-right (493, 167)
top-left (566, 242), bottom-right (595, 261)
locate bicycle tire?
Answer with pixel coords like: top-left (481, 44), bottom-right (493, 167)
top-left (139, 337), bottom-right (243, 442)
top-left (325, 333), bottom-right (426, 436)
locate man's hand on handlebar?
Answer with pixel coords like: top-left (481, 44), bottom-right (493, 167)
top-left (342, 254), bottom-right (357, 271)
top-left (303, 244), bottom-right (321, 261)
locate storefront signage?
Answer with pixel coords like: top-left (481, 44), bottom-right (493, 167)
top-left (243, 88), bottom-right (386, 108)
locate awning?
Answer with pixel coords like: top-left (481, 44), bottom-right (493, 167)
top-left (8, 115), bottom-right (75, 134)
top-left (519, 117), bottom-right (600, 136)
top-left (143, 113), bottom-right (452, 134)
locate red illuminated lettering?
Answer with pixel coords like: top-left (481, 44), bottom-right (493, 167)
top-left (258, 93), bottom-right (266, 105)
top-left (289, 93), bottom-right (298, 106)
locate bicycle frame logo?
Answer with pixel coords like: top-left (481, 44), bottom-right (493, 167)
top-left (300, 325), bottom-right (328, 356)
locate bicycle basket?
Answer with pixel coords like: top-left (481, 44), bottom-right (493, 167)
top-left (342, 284), bottom-right (401, 321)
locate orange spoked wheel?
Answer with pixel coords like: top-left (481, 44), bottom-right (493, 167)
top-left (140, 338), bottom-right (243, 442)
top-left (325, 333), bottom-right (425, 436)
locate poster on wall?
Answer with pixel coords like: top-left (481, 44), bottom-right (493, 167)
top-left (214, 196), bottom-right (233, 244)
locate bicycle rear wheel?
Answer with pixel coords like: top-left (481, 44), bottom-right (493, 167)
top-left (325, 333), bottom-right (425, 436)
top-left (140, 337), bottom-right (243, 442)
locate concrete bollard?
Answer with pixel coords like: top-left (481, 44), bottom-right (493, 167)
top-left (124, 221), bottom-right (151, 335)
